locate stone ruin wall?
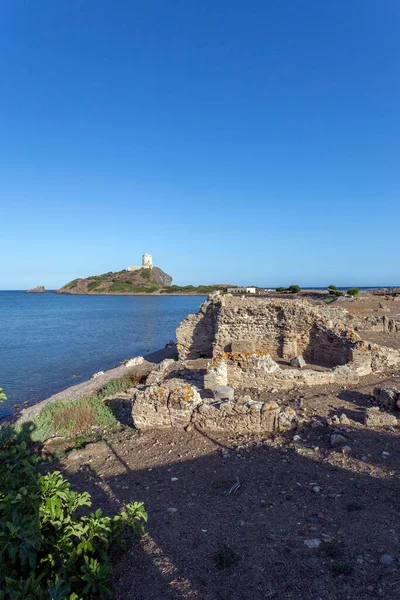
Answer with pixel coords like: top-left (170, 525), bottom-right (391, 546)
top-left (177, 296), bottom-right (400, 394)
top-left (177, 297), bottom-right (356, 367)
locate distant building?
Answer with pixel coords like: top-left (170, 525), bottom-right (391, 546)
top-left (227, 287), bottom-right (257, 294)
top-left (128, 253), bottom-right (153, 272)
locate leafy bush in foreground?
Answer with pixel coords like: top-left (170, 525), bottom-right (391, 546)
top-left (0, 425), bottom-right (147, 599)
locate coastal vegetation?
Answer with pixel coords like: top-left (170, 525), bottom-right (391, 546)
top-left (275, 285), bottom-right (302, 293)
top-left (56, 265), bottom-right (172, 295)
top-left (0, 391), bottom-right (147, 599)
top-left (348, 287), bottom-right (359, 296)
top-left (30, 395), bottom-right (118, 442)
top-left (160, 284), bottom-right (228, 294)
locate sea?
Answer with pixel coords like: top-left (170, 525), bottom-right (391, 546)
top-left (0, 291), bottom-right (206, 419)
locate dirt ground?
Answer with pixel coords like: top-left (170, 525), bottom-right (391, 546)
top-left (41, 293), bottom-right (400, 600)
top-left (44, 367), bottom-right (400, 600)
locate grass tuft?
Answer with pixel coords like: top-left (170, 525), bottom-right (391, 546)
top-left (31, 395), bottom-right (117, 442)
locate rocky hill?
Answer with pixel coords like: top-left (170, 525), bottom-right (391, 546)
top-left (55, 267), bottom-right (172, 295)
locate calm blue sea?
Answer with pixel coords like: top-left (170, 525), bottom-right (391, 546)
top-left (0, 292), bottom-right (206, 418)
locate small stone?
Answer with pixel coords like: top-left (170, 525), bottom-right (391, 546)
top-left (166, 507), bottom-right (178, 514)
top-left (68, 452), bottom-right (81, 461)
top-left (290, 355), bottom-right (306, 368)
top-left (312, 486), bottom-right (321, 493)
top-left (125, 356), bottom-right (144, 368)
top-left (342, 446), bottom-right (352, 456)
top-left (91, 371), bottom-right (105, 379)
top-left (379, 554), bottom-right (394, 566)
top-left (185, 423), bottom-right (193, 432)
top-left (293, 435), bottom-right (302, 442)
top-left (330, 433), bottom-right (347, 447)
top-left (171, 477), bottom-right (178, 482)
top-left (304, 539), bottom-right (321, 549)
top-left (382, 451), bottom-right (390, 458)
top-left (339, 413), bottom-right (351, 426)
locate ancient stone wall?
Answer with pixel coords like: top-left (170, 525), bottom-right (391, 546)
top-left (177, 297), bottom-right (359, 367)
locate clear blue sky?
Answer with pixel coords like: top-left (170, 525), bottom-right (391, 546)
top-left (1, 1), bottom-right (399, 289)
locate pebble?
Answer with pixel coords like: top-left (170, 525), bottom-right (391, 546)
top-left (379, 554), bottom-right (394, 566)
top-left (171, 477), bottom-right (179, 482)
top-left (304, 539), bottom-right (321, 549)
top-left (330, 433), bottom-right (347, 447)
top-left (312, 486), bottom-right (321, 493)
top-left (166, 507), bottom-right (178, 514)
top-left (382, 451), bottom-right (390, 458)
top-left (342, 446), bottom-right (352, 456)
top-left (339, 413), bottom-right (351, 426)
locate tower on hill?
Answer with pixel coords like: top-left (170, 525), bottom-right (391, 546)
top-left (128, 253), bottom-right (153, 272)
top-left (142, 253), bottom-right (153, 268)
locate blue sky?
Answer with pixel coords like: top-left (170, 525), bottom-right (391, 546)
top-left (1, 1), bottom-right (399, 289)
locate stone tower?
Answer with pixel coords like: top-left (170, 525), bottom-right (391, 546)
top-left (142, 253), bottom-right (153, 268)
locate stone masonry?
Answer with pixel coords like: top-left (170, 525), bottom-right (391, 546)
top-left (130, 297), bottom-right (400, 434)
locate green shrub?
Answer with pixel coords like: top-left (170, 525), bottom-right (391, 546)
top-left (347, 287), bottom-right (359, 297)
top-left (31, 396), bottom-right (117, 442)
top-left (110, 282), bottom-right (160, 294)
top-left (0, 388), bottom-right (6, 402)
top-left (0, 426), bottom-right (147, 599)
top-left (97, 378), bottom-right (136, 399)
top-left (276, 287), bottom-right (286, 293)
top-left (328, 285), bottom-right (338, 291)
top-left (288, 284), bottom-right (301, 293)
top-left (140, 268), bottom-right (152, 281)
top-left (87, 280), bottom-right (101, 291)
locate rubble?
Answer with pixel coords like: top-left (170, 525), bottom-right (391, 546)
top-left (373, 386), bottom-right (400, 410)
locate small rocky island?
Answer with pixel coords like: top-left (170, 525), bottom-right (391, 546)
top-left (26, 286), bottom-right (46, 293)
top-left (55, 253), bottom-right (173, 295)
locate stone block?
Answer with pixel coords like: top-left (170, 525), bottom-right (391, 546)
top-left (230, 340), bottom-right (256, 353)
top-left (213, 386), bottom-right (234, 401)
top-left (290, 355), bottom-right (306, 368)
top-left (204, 361), bottom-right (228, 391)
top-left (132, 380), bottom-right (202, 430)
top-left (373, 386), bottom-right (400, 410)
top-left (363, 407), bottom-right (398, 428)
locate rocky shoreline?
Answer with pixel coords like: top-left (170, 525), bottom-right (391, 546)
top-left (8, 345), bottom-right (177, 425)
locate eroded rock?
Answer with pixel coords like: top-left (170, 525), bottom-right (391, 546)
top-left (373, 386), bottom-right (400, 410)
top-left (363, 407), bottom-right (398, 428)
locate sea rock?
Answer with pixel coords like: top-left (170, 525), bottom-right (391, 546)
top-left (290, 355), bottom-right (306, 368)
top-left (27, 286), bottom-right (46, 293)
top-left (363, 407), bottom-right (398, 428)
top-left (373, 386), bottom-right (400, 411)
top-left (125, 356), bottom-right (144, 368)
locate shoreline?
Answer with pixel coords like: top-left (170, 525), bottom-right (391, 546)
top-left (3, 345), bottom-right (177, 426)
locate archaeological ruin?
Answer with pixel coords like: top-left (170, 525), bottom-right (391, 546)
top-left (131, 296), bottom-right (400, 435)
